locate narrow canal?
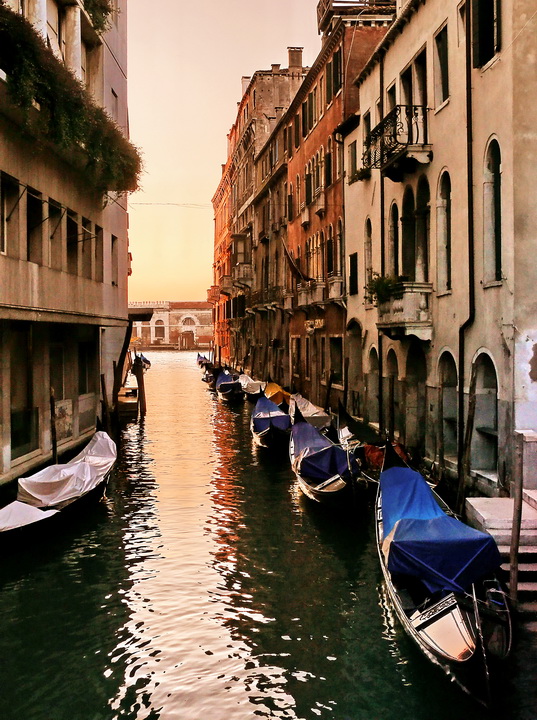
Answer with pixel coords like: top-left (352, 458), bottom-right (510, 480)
top-left (0, 351), bottom-right (535, 720)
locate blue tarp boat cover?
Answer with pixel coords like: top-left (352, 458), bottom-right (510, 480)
top-left (252, 396), bottom-right (291, 434)
top-left (216, 370), bottom-right (240, 390)
top-left (292, 421), bottom-right (358, 482)
top-left (380, 466), bottom-right (502, 594)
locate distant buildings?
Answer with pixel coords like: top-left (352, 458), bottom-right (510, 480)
top-left (129, 301), bottom-right (213, 350)
top-left (210, 0), bottom-right (537, 495)
top-left (0, 1), bottom-right (140, 484)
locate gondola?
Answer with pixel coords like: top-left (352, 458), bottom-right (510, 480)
top-left (215, 369), bottom-right (244, 403)
top-left (0, 431), bottom-right (117, 537)
top-left (197, 352), bottom-right (211, 368)
top-left (289, 393), bottom-right (331, 430)
top-left (250, 395), bottom-right (291, 448)
top-left (264, 382), bottom-right (291, 410)
top-left (289, 409), bottom-right (361, 505)
top-left (239, 373), bottom-right (266, 402)
top-left (376, 442), bottom-right (511, 705)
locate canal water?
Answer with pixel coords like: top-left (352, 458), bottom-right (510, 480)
top-left (0, 351), bottom-right (535, 720)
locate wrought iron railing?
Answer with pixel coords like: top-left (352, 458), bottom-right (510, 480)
top-left (249, 286), bottom-right (284, 307)
top-left (362, 105), bottom-right (428, 170)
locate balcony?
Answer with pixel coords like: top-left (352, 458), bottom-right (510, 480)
top-left (249, 286), bottom-right (284, 309)
top-left (376, 281), bottom-right (434, 341)
top-left (317, 0), bottom-right (395, 33)
top-left (300, 205), bottom-right (310, 228)
top-left (328, 274), bottom-right (344, 299)
top-left (232, 263), bottom-right (253, 287)
top-left (314, 189), bottom-right (326, 217)
top-left (297, 280), bottom-right (326, 306)
top-left (219, 275), bottom-right (233, 296)
top-left (207, 285), bottom-right (220, 303)
top-left (283, 291), bottom-right (295, 311)
top-left (362, 105), bottom-right (432, 182)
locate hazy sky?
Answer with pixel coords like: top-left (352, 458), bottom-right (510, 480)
top-left (127, 0), bottom-right (321, 302)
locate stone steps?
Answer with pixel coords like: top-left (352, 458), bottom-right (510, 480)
top-left (466, 496), bottom-right (537, 612)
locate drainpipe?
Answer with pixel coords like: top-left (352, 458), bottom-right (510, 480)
top-left (457, 0), bottom-right (476, 480)
top-left (378, 53), bottom-right (385, 436)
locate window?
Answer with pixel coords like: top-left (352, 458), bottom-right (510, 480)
top-left (435, 26), bottom-right (449, 105)
top-left (389, 203), bottom-right (400, 277)
top-left (363, 111), bottom-right (371, 167)
top-left (305, 337), bottom-right (311, 379)
top-left (472, 0), bottom-right (501, 67)
top-left (327, 225), bottom-right (334, 275)
top-left (81, 217), bottom-right (92, 279)
top-left (95, 225), bottom-right (104, 282)
top-left (483, 140), bottom-right (502, 282)
top-left (78, 341), bottom-right (96, 395)
top-left (437, 172), bottom-right (452, 291)
top-left (111, 234), bottom-right (119, 286)
top-left (27, 189), bottom-right (43, 265)
top-left (302, 101), bottom-right (308, 138)
top-left (50, 344), bottom-right (65, 400)
top-left (183, 317), bottom-right (195, 326)
top-left (154, 320), bottom-right (165, 339)
top-left (294, 114), bottom-right (300, 148)
top-left (326, 60), bottom-right (333, 103)
top-left (292, 336), bottom-right (301, 375)
top-left (348, 140), bottom-right (358, 178)
top-left (386, 84), bottom-right (396, 112)
top-left (67, 212), bottom-right (78, 275)
top-left (349, 252), bottom-right (358, 295)
top-left (325, 139), bottom-right (333, 187)
top-left (333, 47), bottom-right (342, 94)
top-left (46, 0), bottom-right (64, 59)
top-left (329, 337), bottom-right (343, 385)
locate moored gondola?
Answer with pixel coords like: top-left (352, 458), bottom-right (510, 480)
top-left (215, 369), bottom-right (244, 403)
top-left (239, 374), bottom-right (266, 402)
top-left (376, 442), bottom-right (511, 705)
top-left (289, 409), bottom-right (362, 506)
top-left (0, 431), bottom-right (117, 538)
top-left (250, 395), bottom-right (291, 448)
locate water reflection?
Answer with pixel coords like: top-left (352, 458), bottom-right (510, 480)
top-left (0, 351), bottom-right (533, 720)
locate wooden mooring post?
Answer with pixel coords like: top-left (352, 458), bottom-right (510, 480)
top-left (50, 386), bottom-right (58, 464)
top-left (509, 432), bottom-right (524, 607)
top-left (132, 355), bottom-right (147, 418)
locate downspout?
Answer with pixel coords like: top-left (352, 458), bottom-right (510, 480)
top-left (457, 0), bottom-right (476, 476)
top-left (378, 52), bottom-right (385, 435)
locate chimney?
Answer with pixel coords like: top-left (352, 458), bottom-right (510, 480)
top-left (288, 47), bottom-right (304, 72)
top-left (271, 64), bottom-right (281, 74)
top-left (241, 76), bottom-right (251, 95)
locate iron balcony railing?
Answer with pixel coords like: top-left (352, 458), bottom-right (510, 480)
top-left (248, 286), bottom-right (284, 307)
top-left (362, 104), bottom-right (428, 170)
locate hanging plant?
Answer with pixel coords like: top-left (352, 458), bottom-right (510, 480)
top-left (0, 1), bottom-right (141, 192)
top-left (365, 273), bottom-right (399, 305)
top-left (83, 0), bottom-right (114, 34)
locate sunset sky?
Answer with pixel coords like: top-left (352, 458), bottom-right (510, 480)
top-left (127, 0), bottom-right (321, 302)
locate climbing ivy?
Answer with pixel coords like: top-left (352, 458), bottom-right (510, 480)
top-left (82, 0), bottom-right (113, 34)
top-left (0, 1), bottom-right (141, 193)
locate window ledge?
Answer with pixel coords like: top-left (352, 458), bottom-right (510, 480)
top-left (436, 289), bottom-right (452, 298)
top-left (434, 97), bottom-right (450, 114)
top-left (482, 280), bottom-right (503, 289)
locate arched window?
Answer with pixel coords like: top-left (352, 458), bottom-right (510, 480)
top-left (437, 171), bottom-right (452, 291)
top-left (471, 353), bottom-right (498, 472)
top-left (182, 317), bottom-right (195, 326)
top-left (402, 187), bottom-right (415, 280)
top-left (416, 175), bottom-right (430, 282)
top-left (326, 138), bottom-right (333, 187)
top-left (484, 140), bottom-right (502, 282)
top-left (154, 319), bottom-right (165, 339)
top-left (326, 225), bottom-right (334, 275)
top-left (389, 203), bottom-right (399, 277)
top-left (336, 219), bottom-right (344, 276)
top-left (438, 352), bottom-right (458, 459)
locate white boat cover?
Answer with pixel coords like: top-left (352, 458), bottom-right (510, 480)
top-left (239, 374), bottom-right (266, 395)
top-left (17, 431), bottom-right (117, 508)
top-left (289, 394), bottom-right (331, 429)
top-left (0, 501), bottom-right (58, 531)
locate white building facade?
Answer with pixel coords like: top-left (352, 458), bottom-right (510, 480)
top-left (344, 0), bottom-right (537, 494)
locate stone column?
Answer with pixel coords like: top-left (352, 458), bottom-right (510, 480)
top-left (64, 5), bottom-right (82, 81)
